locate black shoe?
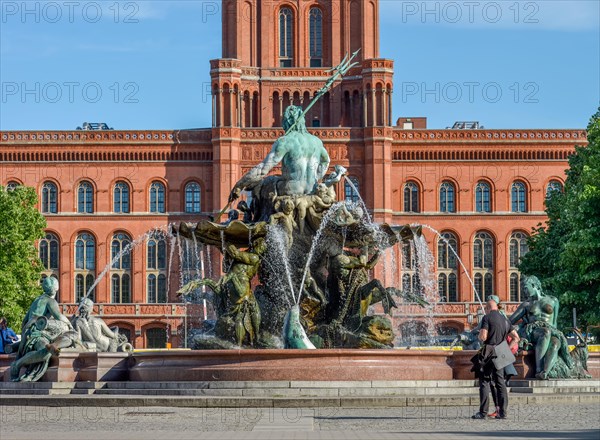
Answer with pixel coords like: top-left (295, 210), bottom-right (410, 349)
top-left (495, 413), bottom-right (507, 419)
top-left (472, 412), bottom-right (486, 419)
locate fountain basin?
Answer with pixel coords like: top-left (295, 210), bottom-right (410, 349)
top-left (3, 350), bottom-right (598, 382)
top-left (129, 349), bottom-right (454, 381)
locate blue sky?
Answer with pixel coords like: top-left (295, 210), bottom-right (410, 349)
top-left (1, 0), bottom-right (599, 130)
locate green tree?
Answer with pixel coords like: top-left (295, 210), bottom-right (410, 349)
top-left (0, 185), bottom-right (46, 329)
top-left (520, 108), bottom-right (600, 332)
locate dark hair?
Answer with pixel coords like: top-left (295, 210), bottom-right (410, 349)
top-left (0, 317), bottom-right (6, 325)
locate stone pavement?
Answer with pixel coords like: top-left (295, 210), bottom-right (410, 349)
top-left (1, 403), bottom-right (598, 440)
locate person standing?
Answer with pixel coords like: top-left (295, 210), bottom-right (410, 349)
top-left (472, 298), bottom-right (520, 420)
top-left (0, 317), bottom-right (18, 354)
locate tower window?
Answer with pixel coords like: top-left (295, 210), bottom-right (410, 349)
top-left (279, 8), bottom-right (294, 67)
top-left (309, 8), bottom-right (322, 67)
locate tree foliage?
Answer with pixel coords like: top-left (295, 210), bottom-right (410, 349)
top-left (0, 185), bottom-right (46, 329)
top-left (520, 108), bottom-right (600, 331)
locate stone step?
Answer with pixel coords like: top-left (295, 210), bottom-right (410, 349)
top-left (508, 379), bottom-right (600, 387)
top-left (92, 386), bottom-right (481, 397)
top-left (0, 392), bottom-right (597, 408)
top-left (510, 386), bottom-right (600, 394)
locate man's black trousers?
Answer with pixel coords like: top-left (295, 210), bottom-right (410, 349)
top-left (479, 367), bottom-right (508, 415)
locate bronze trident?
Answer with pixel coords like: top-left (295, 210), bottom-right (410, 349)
top-left (284, 49), bottom-right (361, 135)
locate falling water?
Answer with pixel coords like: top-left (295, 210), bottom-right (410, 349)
top-left (167, 233), bottom-right (177, 296)
top-left (86, 229), bottom-right (159, 298)
top-left (420, 224), bottom-right (485, 312)
top-left (297, 202), bottom-right (344, 304)
top-left (344, 177), bottom-right (372, 224)
top-left (412, 233), bottom-right (438, 345)
top-left (265, 226), bottom-right (296, 304)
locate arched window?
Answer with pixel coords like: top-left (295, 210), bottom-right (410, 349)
top-left (147, 234), bottom-right (168, 303)
top-left (6, 181), bottom-right (20, 191)
top-left (401, 242), bottom-right (421, 299)
top-left (75, 233), bottom-right (95, 301)
top-left (475, 181), bottom-right (491, 213)
top-left (39, 232), bottom-right (59, 279)
top-left (146, 327), bottom-right (167, 349)
top-left (473, 231), bottom-right (494, 300)
top-left (437, 232), bottom-right (458, 302)
top-left (41, 182), bottom-right (58, 214)
top-left (279, 7), bottom-right (294, 67)
top-left (509, 231), bottom-right (529, 301)
top-left (149, 181), bottom-right (166, 213)
top-left (511, 181), bottom-right (527, 212)
top-left (403, 182), bottom-right (419, 212)
top-left (113, 181), bottom-right (130, 213)
top-left (439, 181), bottom-right (455, 213)
top-left (111, 232), bottom-right (132, 303)
top-left (546, 180), bottom-right (563, 198)
top-left (185, 182), bottom-right (201, 213)
top-left (77, 181), bottom-right (94, 213)
top-left (344, 177), bottom-right (360, 203)
top-left (309, 8), bottom-right (323, 67)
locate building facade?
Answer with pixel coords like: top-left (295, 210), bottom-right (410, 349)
top-left (0, 0), bottom-right (587, 347)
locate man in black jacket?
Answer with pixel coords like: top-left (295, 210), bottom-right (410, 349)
top-left (472, 297), bottom-right (520, 419)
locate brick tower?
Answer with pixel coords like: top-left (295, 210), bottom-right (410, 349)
top-left (211, 0), bottom-right (394, 129)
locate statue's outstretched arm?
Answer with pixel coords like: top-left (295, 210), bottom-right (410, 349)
top-left (509, 303), bottom-right (527, 325)
top-left (99, 320), bottom-right (117, 339)
top-left (48, 300), bottom-right (72, 328)
top-left (227, 244), bottom-right (259, 266)
top-left (230, 141), bottom-right (286, 201)
top-left (316, 147), bottom-right (331, 180)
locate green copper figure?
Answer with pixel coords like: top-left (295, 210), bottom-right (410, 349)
top-left (510, 276), bottom-right (573, 379)
top-left (11, 278), bottom-right (84, 382)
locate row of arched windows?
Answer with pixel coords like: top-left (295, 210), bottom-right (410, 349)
top-left (26, 180), bottom-right (203, 214)
top-left (401, 180), bottom-right (563, 213)
top-left (433, 230), bottom-right (530, 302)
top-left (40, 231), bottom-right (170, 304)
top-left (41, 228), bottom-right (529, 305)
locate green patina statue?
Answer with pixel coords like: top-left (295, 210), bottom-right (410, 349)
top-left (179, 238), bottom-right (267, 348)
top-left (71, 298), bottom-right (133, 353)
top-left (510, 276), bottom-right (590, 379)
top-left (11, 278), bottom-right (84, 382)
top-left (175, 51), bottom-right (426, 350)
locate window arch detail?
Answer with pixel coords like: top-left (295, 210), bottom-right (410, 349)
top-left (475, 181), bottom-right (491, 213)
top-left (437, 232), bottom-right (458, 302)
top-left (309, 8), bottom-right (323, 67)
top-left (75, 232), bottom-right (95, 301)
top-left (473, 231), bottom-right (494, 300)
top-left (185, 182), bottom-right (201, 213)
top-left (403, 181), bottom-right (420, 212)
top-left (113, 181), bottom-right (130, 213)
top-left (279, 7), bottom-right (294, 67)
top-left (147, 233), bottom-right (168, 303)
top-left (77, 181), bottom-right (94, 213)
top-left (439, 181), bottom-right (456, 213)
top-left (509, 231), bottom-right (529, 301)
top-left (511, 181), bottom-right (527, 213)
top-left (149, 181), bottom-right (166, 213)
top-left (111, 232), bottom-right (132, 303)
top-left (41, 182), bottom-right (58, 213)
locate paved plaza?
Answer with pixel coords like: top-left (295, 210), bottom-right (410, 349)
top-left (1, 403), bottom-right (598, 440)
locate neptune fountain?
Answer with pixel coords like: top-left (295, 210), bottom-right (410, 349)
top-left (175, 100), bottom-right (424, 350)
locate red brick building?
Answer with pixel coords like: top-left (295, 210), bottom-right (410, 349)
top-left (0, 0), bottom-right (587, 347)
